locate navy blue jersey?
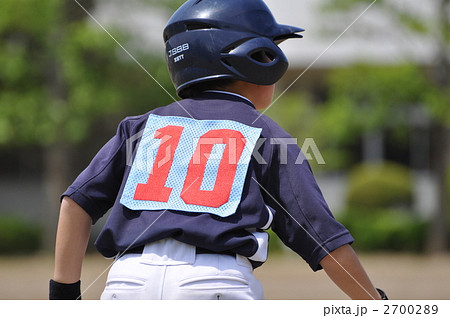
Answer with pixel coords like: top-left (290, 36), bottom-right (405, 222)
top-left (63, 91), bottom-right (353, 271)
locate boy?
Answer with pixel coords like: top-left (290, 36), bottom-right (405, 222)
top-left (50, 0), bottom-right (387, 300)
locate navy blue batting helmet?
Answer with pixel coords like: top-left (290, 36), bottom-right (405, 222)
top-left (163, 0), bottom-right (304, 98)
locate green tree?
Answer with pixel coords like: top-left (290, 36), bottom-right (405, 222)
top-left (320, 0), bottom-right (450, 251)
top-left (0, 0), bottom-right (175, 250)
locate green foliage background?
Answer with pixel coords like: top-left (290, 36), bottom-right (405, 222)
top-left (0, 0), bottom-right (448, 253)
top-left (268, 63), bottom-right (449, 172)
top-left (0, 0), bottom-right (175, 147)
top-left (0, 215), bottom-right (42, 254)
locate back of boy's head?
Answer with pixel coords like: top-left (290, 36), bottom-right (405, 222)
top-left (163, 0), bottom-right (304, 98)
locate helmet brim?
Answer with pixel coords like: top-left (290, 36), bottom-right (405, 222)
top-left (272, 24), bottom-right (305, 43)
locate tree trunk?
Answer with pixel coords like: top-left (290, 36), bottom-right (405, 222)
top-left (426, 125), bottom-right (449, 252)
top-left (41, 142), bottom-right (70, 252)
top-left (40, 0), bottom-right (97, 252)
top-left (425, 0), bottom-right (449, 253)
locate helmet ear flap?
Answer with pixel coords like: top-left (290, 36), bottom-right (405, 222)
top-left (250, 50), bottom-right (275, 64)
top-left (220, 37), bottom-right (288, 85)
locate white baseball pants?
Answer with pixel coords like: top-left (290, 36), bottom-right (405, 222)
top-left (100, 239), bottom-right (264, 300)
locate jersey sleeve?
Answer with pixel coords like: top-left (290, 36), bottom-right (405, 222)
top-left (62, 119), bottom-right (130, 224)
top-left (259, 118), bottom-right (354, 271)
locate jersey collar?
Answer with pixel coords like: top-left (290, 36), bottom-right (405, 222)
top-left (202, 90), bottom-right (255, 108)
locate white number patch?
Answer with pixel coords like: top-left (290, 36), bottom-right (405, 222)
top-left (120, 114), bottom-right (262, 218)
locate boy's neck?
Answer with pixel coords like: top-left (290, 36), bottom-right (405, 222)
top-left (204, 90), bottom-right (253, 105)
top-left (211, 81), bottom-right (274, 110)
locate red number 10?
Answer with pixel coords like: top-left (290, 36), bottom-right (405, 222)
top-left (133, 125), bottom-right (246, 208)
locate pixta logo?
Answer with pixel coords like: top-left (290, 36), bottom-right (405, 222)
top-left (126, 131), bottom-right (326, 169)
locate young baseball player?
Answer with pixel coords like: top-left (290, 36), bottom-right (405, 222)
top-left (50, 0), bottom-right (388, 300)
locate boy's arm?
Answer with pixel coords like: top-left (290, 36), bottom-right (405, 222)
top-left (320, 244), bottom-right (382, 300)
top-left (53, 196), bottom-right (92, 284)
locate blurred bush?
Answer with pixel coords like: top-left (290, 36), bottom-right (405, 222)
top-left (346, 162), bottom-right (413, 210)
top-left (343, 162), bottom-right (426, 251)
top-left (0, 214), bottom-right (42, 255)
top-left (338, 209), bottom-right (428, 252)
